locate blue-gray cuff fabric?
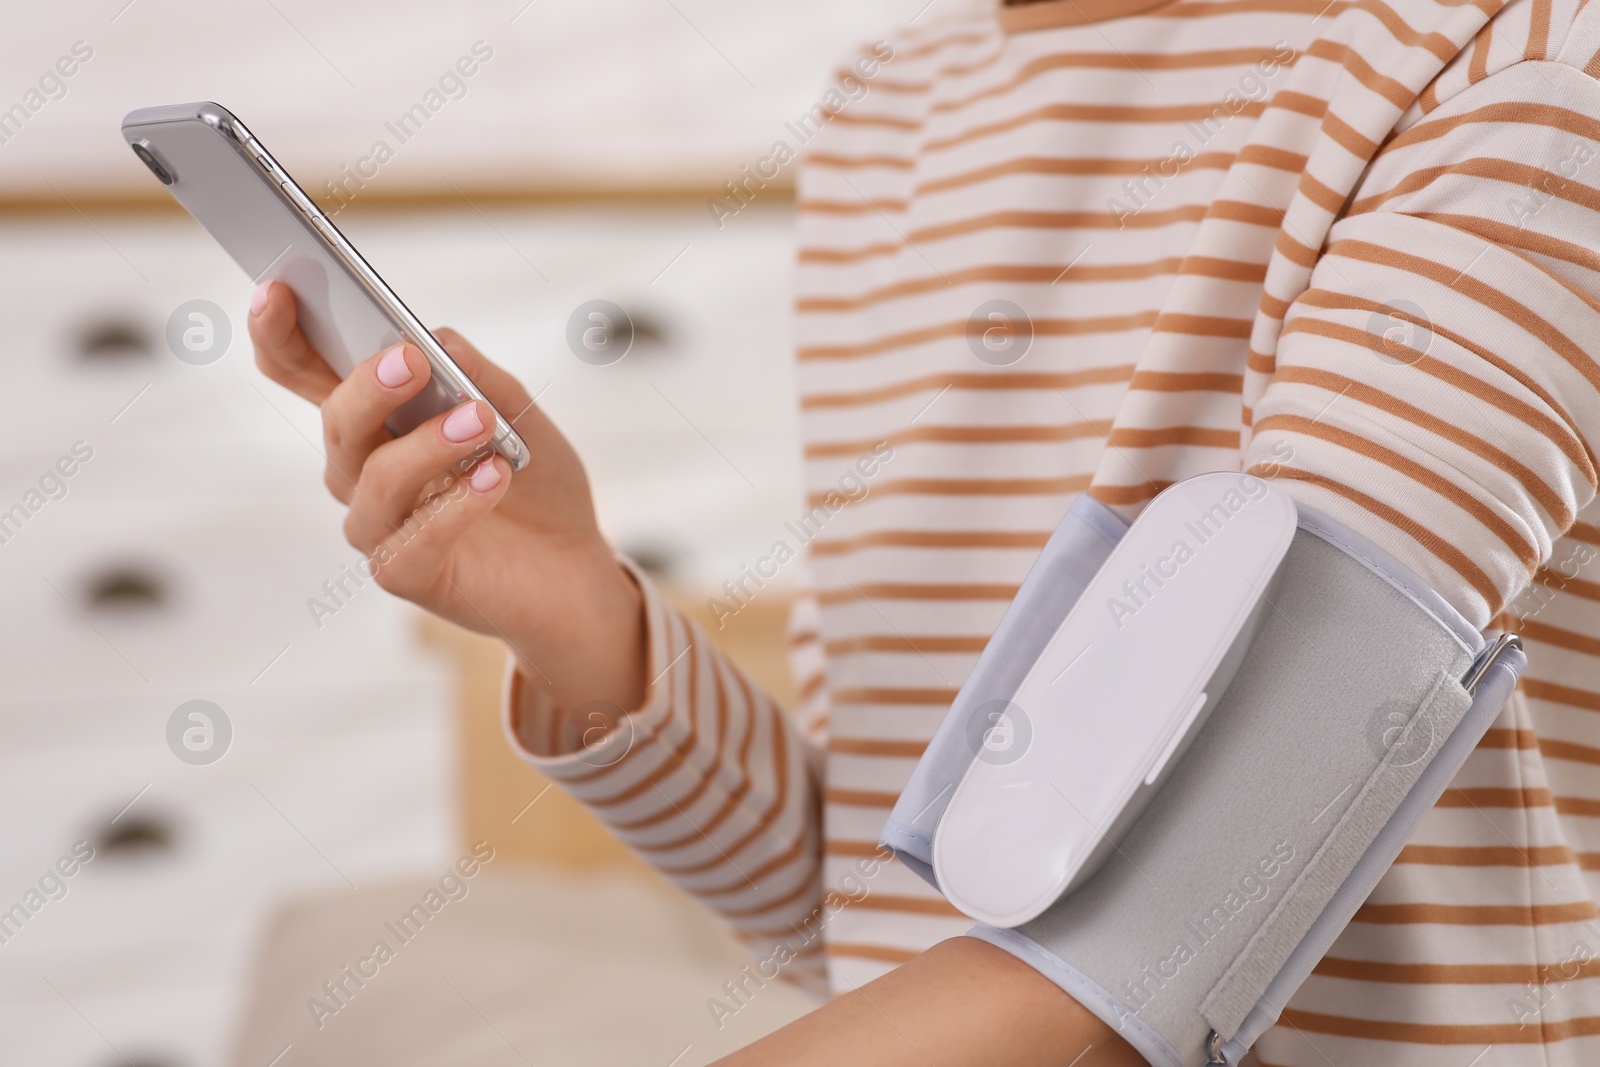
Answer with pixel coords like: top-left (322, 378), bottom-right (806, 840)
top-left (881, 490), bottom-right (1525, 1067)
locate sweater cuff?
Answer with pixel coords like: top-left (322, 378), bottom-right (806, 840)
top-left (501, 556), bottom-right (679, 776)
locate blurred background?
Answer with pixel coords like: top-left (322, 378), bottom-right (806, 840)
top-left (0, 1), bottom-right (927, 1063)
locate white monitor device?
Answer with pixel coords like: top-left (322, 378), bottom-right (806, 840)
top-left (932, 473), bottom-right (1298, 928)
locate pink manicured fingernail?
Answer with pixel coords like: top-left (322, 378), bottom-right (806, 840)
top-left (376, 345), bottom-right (412, 387)
top-left (469, 458), bottom-right (501, 492)
top-left (250, 281), bottom-right (272, 315)
top-left (443, 402), bottom-right (483, 442)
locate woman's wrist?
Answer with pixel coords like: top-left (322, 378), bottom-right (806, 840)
top-left (509, 550), bottom-right (648, 717)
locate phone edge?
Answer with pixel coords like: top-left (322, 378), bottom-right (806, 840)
top-left (122, 102), bottom-right (532, 474)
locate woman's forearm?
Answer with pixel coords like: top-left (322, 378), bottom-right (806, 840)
top-left (713, 936), bottom-right (1145, 1067)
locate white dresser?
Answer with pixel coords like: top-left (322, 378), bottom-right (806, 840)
top-left (0, 216), bottom-right (452, 1067)
top-left (0, 201), bottom-right (798, 1065)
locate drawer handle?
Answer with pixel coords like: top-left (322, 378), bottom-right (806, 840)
top-left (84, 565), bottom-right (169, 614)
top-left (76, 318), bottom-right (154, 363)
top-left (96, 814), bottom-right (176, 858)
top-left (630, 312), bottom-right (669, 353)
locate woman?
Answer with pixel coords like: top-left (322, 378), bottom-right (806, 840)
top-left (249, 0), bottom-right (1600, 1061)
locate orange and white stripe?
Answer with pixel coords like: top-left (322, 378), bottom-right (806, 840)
top-left (508, 0), bottom-right (1600, 1059)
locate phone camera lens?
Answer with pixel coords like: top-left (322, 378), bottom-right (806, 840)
top-left (130, 139), bottom-right (175, 185)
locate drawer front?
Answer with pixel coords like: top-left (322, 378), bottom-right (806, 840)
top-left (0, 722), bottom-right (451, 969)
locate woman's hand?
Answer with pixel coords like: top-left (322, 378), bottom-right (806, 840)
top-left (247, 281), bottom-right (646, 713)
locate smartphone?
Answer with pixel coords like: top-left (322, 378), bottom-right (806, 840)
top-left (121, 101), bottom-right (530, 472)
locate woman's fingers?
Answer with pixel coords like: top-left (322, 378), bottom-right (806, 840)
top-left (247, 298), bottom-right (530, 533)
top-left (318, 342), bottom-right (434, 503)
top-left (432, 325), bottom-right (578, 524)
top-left (341, 398), bottom-right (499, 552)
top-left (247, 282), bottom-right (342, 404)
top-left (433, 327), bottom-right (535, 427)
top-left (364, 456), bottom-right (512, 604)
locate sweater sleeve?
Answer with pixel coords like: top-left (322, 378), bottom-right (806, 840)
top-left (1245, 52), bottom-right (1600, 629)
top-left (503, 559), bottom-right (829, 993)
top-left (784, 556), bottom-right (831, 754)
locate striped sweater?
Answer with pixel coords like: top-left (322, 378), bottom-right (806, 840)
top-left (507, 0), bottom-right (1600, 1059)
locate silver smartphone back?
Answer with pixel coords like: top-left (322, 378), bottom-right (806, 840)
top-left (121, 101), bottom-right (530, 472)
